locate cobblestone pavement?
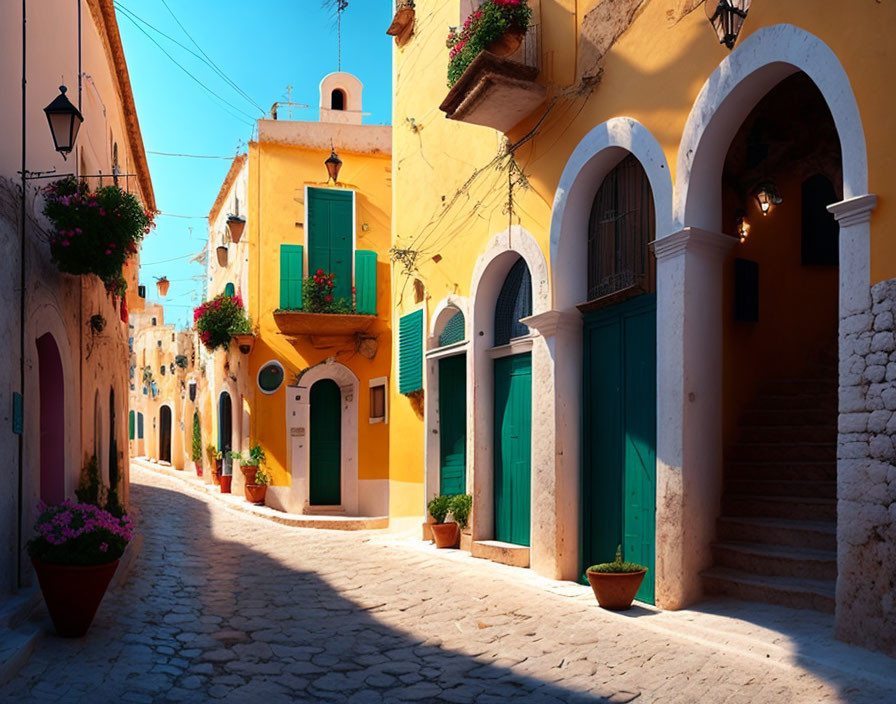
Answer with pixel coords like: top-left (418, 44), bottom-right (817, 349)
top-left (3, 466), bottom-right (895, 704)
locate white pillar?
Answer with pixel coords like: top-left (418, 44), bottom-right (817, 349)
top-left (654, 227), bottom-right (735, 609)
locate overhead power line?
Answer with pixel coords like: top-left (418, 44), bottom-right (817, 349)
top-left (156, 212), bottom-right (209, 219)
top-left (148, 150), bottom-right (236, 160)
top-left (113, 3), bottom-right (257, 126)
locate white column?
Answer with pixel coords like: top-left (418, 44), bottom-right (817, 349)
top-left (654, 227), bottom-right (735, 609)
top-left (828, 194), bottom-right (877, 317)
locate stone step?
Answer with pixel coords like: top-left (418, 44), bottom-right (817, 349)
top-left (748, 395), bottom-right (838, 411)
top-left (725, 461), bottom-right (836, 481)
top-left (727, 442), bottom-right (836, 463)
top-left (739, 409), bottom-right (835, 427)
top-left (0, 628), bottom-right (40, 685)
top-left (716, 516), bottom-right (837, 551)
top-left (471, 540), bottom-right (530, 568)
top-left (737, 424), bottom-right (837, 444)
top-left (721, 494), bottom-right (837, 522)
top-left (726, 478), bottom-right (836, 499)
top-left (701, 566), bottom-right (834, 613)
top-left (710, 541), bottom-right (837, 581)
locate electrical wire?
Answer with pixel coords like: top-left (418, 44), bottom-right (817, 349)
top-left (159, 0), bottom-right (266, 114)
top-left (157, 212), bottom-right (209, 219)
top-left (148, 150), bottom-right (236, 159)
top-left (140, 252), bottom-right (203, 266)
top-left (113, 4), bottom-right (257, 126)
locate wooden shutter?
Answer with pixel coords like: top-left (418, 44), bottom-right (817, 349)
top-left (398, 310), bottom-right (424, 394)
top-left (137, 413), bottom-right (144, 439)
top-left (308, 188), bottom-right (353, 303)
top-left (279, 244), bottom-right (303, 310)
top-left (224, 282), bottom-right (235, 297)
top-left (128, 410), bottom-right (135, 440)
top-left (355, 250), bottom-right (377, 315)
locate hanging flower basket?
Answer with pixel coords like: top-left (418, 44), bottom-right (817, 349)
top-left (194, 293), bottom-right (251, 351)
top-left (156, 277), bottom-right (170, 297)
top-left (226, 215), bottom-right (246, 244)
top-left (216, 245), bottom-right (229, 267)
top-left (27, 501), bottom-right (134, 637)
top-left (42, 177), bottom-right (155, 284)
top-left (446, 0), bottom-right (532, 86)
top-left (387, 2), bottom-right (415, 45)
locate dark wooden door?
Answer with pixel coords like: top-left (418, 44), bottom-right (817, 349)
top-left (494, 352), bottom-right (532, 546)
top-left (310, 379), bottom-right (342, 505)
top-left (159, 405), bottom-right (172, 463)
top-left (439, 354), bottom-right (466, 495)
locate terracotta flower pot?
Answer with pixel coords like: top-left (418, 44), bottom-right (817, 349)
top-left (240, 464), bottom-right (258, 483)
top-left (216, 245), bottom-right (228, 267)
top-left (233, 333), bottom-right (255, 354)
top-left (431, 522), bottom-right (459, 549)
top-left (227, 216), bottom-right (246, 244)
top-left (156, 278), bottom-right (170, 297)
top-left (195, 461), bottom-right (203, 477)
top-left (487, 30), bottom-right (525, 57)
top-left (32, 558), bottom-right (119, 637)
top-left (586, 569), bottom-right (647, 611)
top-left (244, 484), bottom-right (267, 505)
top-left (220, 475), bottom-right (233, 493)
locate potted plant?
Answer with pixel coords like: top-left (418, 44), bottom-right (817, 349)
top-left (194, 293), bottom-right (249, 352)
top-left (227, 215), bottom-right (246, 244)
top-left (428, 495), bottom-right (459, 548)
top-left (585, 545), bottom-right (648, 611)
top-left (446, 0), bottom-right (533, 86)
top-left (220, 458), bottom-right (233, 494)
top-left (244, 468), bottom-right (270, 505)
top-left (450, 494), bottom-right (473, 550)
top-left (216, 245), bottom-right (228, 267)
top-left (302, 270), bottom-right (353, 314)
top-left (206, 444), bottom-right (222, 485)
top-left (191, 412), bottom-right (203, 477)
top-left (229, 315), bottom-right (256, 354)
top-left (156, 276), bottom-right (170, 297)
top-left (28, 500), bottom-right (134, 637)
top-left (387, 0), bottom-right (415, 45)
top-left (230, 445), bottom-right (266, 484)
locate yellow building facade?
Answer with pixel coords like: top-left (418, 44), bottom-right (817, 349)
top-left (389, 0), bottom-right (896, 656)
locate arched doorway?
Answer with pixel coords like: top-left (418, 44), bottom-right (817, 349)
top-left (36, 333), bottom-right (65, 504)
top-left (310, 379), bottom-right (342, 506)
top-left (218, 392), bottom-right (233, 470)
top-left (581, 153), bottom-right (657, 604)
top-left (492, 258), bottom-right (533, 547)
top-left (159, 404), bottom-right (172, 464)
top-left (437, 307), bottom-right (467, 496)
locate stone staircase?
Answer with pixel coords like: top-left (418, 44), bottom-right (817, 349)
top-left (702, 368), bottom-right (838, 612)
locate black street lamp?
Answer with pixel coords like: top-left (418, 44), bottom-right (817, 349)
top-left (325, 149), bottom-right (343, 183)
top-left (705, 0), bottom-right (751, 50)
top-left (43, 85), bottom-right (83, 159)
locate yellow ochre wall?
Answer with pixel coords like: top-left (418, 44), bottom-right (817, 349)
top-left (246, 139), bottom-right (393, 490)
top-left (390, 0), bottom-right (895, 515)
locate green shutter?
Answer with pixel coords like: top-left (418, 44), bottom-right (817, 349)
top-left (279, 244), bottom-right (303, 310)
top-left (224, 282), bottom-right (235, 297)
top-left (398, 309), bottom-right (424, 394)
top-left (128, 410), bottom-right (135, 440)
top-left (308, 188), bottom-right (353, 303)
top-left (355, 250), bottom-right (377, 315)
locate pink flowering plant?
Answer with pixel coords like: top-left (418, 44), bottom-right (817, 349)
top-left (446, 0), bottom-right (532, 86)
top-left (193, 292), bottom-right (251, 351)
top-left (28, 500), bottom-right (133, 566)
top-left (42, 176), bottom-right (155, 284)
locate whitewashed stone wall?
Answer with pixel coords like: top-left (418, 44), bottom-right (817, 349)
top-left (837, 277), bottom-right (896, 657)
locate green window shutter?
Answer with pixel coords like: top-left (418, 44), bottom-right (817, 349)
top-left (398, 309), bottom-right (424, 394)
top-left (355, 250), bottom-right (377, 315)
top-left (224, 282), bottom-right (235, 297)
top-left (137, 413), bottom-right (144, 439)
top-left (279, 244), bottom-right (303, 309)
top-left (128, 410), bottom-right (135, 440)
top-left (308, 188), bottom-right (353, 303)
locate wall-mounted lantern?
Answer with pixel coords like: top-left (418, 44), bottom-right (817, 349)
top-left (325, 150), bottom-right (343, 183)
top-left (753, 180), bottom-right (782, 216)
top-left (43, 85), bottom-right (83, 159)
top-left (735, 210), bottom-right (749, 243)
top-left (705, 0), bottom-right (751, 50)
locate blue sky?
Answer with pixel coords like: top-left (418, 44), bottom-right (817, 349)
top-left (117, 0), bottom-right (394, 328)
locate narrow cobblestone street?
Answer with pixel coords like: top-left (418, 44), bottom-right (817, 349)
top-left (2, 465), bottom-right (895, 704)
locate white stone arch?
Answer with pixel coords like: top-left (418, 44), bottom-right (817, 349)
top-left (468, 226), bottom-right (554, 570)
top-left (424, 295), bottom-right (472, 505)
top-left (319, 72), bottom-right (363, 125)
top-left (652, 23), bottom-right (874, 610)
top-left (282, 361), bottom-right (360, 516)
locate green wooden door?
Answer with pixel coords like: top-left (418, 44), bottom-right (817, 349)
top-left (310, 379), bottom-right (342, 505)
top-left (494, 353), bottom-right (532, 546)
top-left (439, 354), bottom-right (466, 495)
top-left (583, 295), bottom-right (656, 604)
top-left (307, 188), bottom-right (353, 303)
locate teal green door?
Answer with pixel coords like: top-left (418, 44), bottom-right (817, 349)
top-left (439, 354), bottom-right (466, 495)
top-left (310, 379), bottom-right (341, 505)
top-left (494, 353), bottom-right (532, 546)
top-left (583, 295), bottom-right (656, 604)
top-left (307, 188), bottom-right (353, 302)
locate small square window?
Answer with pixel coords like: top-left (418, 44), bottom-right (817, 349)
top-left (369, 377), bottom-right (388, 424)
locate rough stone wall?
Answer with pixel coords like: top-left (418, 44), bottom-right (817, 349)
top-left (837, 277), bottom-right (896, 657)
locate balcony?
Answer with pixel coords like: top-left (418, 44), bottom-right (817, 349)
top-left (273, 310), bottom-right (376, 338)
top-left (439, 25), bottom-right (545, 133)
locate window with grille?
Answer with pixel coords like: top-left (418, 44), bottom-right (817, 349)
top-left (438, 309), bottom-right (465, 347)
top-left (586, 154), bottom-right (655, 302)
top-left (494, 258), bottom-right (532, 347)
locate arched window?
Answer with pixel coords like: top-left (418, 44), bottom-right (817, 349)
top-left (331, 89), bottom-right (346, 111)
top-left (587, 154), bottom-right (655, 302)
top-left (494, 258), bottom-right (532, 347)
top-left (438, 309), bottom-right (465, 347)
top-left (224, 282), bottom-right (235, 297)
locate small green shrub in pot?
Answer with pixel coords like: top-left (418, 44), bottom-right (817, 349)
top-left (450, 494), bottom-right (472, 530)
top-left (585, 545), bottom-right (648, 611)
top-left (427, 495), bottom-right (453, 524)
top-left (588, 545), bottom-right (647, 574)
top-left (254, 468), bottom-right (271, 486)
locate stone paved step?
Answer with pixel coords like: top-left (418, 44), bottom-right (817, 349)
top-left (726, 478), bottom-right (836, 499)
top-left (725, 461), bottom-right (836, 481)
top-left (716, 516), bottom-right (837, 551)
top-left (711, 541), bottom-right (837, 581)
top-left (727, 442), bottom-right (836, 463)
top-left (721, 495), bottom-right (837, 522)
top-left (701, 566), bottom-right (835, 613)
